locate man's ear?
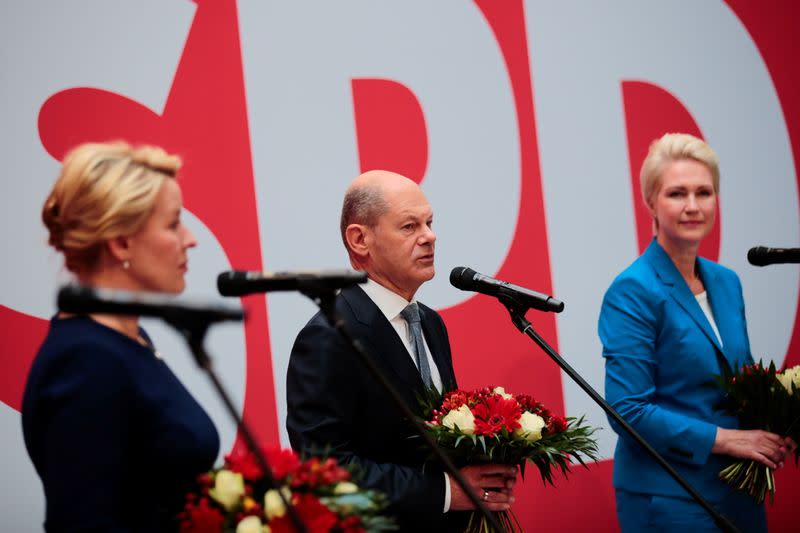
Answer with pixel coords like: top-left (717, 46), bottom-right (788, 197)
top-left (106, 235), bottom-right (132, 263)
top-left (345, 224), bottom-right (370, 259)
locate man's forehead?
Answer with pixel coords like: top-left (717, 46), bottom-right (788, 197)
top-left (386, 201), bottom-right (433, 220)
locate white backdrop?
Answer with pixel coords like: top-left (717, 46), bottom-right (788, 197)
top-left (2, 1), bottom-right (798, 531)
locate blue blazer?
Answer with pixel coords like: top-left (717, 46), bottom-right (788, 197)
top-left (599, 240), bottom-right (753, 500)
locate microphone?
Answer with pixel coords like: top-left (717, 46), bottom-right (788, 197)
top-left (58, 285), bottom-right (244, 323)
top-left (217, 269), bottom-right (367, 297)
top-left (450, 267), bottom-right (564, 313)
top-left (747, 246), bottom-right (800, 266)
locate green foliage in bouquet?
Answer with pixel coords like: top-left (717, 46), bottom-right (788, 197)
top-left (714, 361), bottom-right (800, 504)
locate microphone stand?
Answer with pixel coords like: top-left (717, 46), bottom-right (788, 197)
top-left (495, 292), bottom-right (740, 533)
top-left (300, 287), bottom-right (506, 532)
top-left (160, 314), bottom-right (309, 533)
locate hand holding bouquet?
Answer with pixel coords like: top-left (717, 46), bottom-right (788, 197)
top-left (179, 446), bottom-right (396, 532)
top-left (715, 362), bottom-right (800, 504)
top-left (422, 386), bottom-right (599, 531)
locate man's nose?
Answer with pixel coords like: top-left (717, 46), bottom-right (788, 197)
top-left (421, 225), bottom-right (436, 244)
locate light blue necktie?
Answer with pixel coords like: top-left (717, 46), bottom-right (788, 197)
top-left (400, 302), bottom-right (433, 388)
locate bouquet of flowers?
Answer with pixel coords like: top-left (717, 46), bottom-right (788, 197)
top-left (422, 386), bottom-right (599, 532)
top-left (179, 446), bottom-right (396, 533)
top-left (715, 361), bottom-right (800, 504)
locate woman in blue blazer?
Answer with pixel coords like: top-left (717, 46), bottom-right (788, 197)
top-left (599, 133), bottom-right (794, 532)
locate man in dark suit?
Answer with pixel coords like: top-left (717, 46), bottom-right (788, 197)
top-left (286, 170), bottom-right (516, 529)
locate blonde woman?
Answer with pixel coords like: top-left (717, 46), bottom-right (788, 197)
top-left (22, 142), bottom-right (218, 532)
top-left (599, 133), bottom-right (794, 532)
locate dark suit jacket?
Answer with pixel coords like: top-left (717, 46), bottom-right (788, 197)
top-left (286, 285), bottom-right (458, 530)
top-left (22, 316), bottom-right (219, 532)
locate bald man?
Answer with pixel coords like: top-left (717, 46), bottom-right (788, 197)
top-left (286, 171), bottom-right (516, 530)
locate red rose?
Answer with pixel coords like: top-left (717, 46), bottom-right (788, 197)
top-left (514, 394), bottom-right (536, 412)
top-left (514, 394), bottom-right (551, 420)
top-left (265, 447), bottom-right (302, 479)
top-left (224, 446), bottom-right (263, 481)
top-left (291, 457), bottom-right (350, 488)
top-left (270, 493), bottom-right (338, 533)
top-left (225, 446), bottom-right (301, 482)
top-left (179, 497), bottom-right (225, 533)
top-left (547, 415), bottom-right (568, 434)
top-left (473, 396), bottom-right (522, 436)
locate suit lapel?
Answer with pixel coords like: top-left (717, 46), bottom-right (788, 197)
top-left (341, 287), bottom-right (426, 391)
top-left (698, 259), bottom-right (741, 371)
top-left (644, 241), bottom-right (725, 357)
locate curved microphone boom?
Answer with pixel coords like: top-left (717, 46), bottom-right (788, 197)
top-left (217, 269), bottom-right (367, 297)
top-left (747, 246), bottom-right (800, 266)
top-left (450, 266), bottom-right (564, 313)
top-left (58, 285), bottom-right (244, 323)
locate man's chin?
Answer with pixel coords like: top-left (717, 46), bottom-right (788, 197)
top-left (419, 266), bottom-right (436, 281)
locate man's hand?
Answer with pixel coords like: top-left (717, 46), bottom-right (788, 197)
top-left (448, 464), bottom-right (518, 511)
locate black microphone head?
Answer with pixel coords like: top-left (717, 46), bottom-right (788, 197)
top-left (217, 271), bottom-right (252, 297)
top-left (58, 284), bottom-right (244, 322)
top-left (747, 246), bottom-right (769, 267)
top-left (218, 269), bottom-right (368, 297)
top-left (57, 285), bottom-right (96, 314)
top-left (549, 297), bottom-right (565, 313)
top-left (449, 266), bottom-right (477, 290)
top-left (747, 245), bottom-right (800, 266)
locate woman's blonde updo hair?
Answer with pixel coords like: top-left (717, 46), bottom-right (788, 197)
top-left (640, 133), bottom-right (720, 206)
top-left (42, 141), bottom-right (182, 274)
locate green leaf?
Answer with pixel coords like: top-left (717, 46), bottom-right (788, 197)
top-left (478, 435), bottom-right (487, 455)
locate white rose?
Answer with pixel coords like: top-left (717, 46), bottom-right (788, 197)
top-left (441, 404), bottom-right (475, 435)
top-left (493, 386), bottom-right (513, 399)
top-left (209, 470), bottom-right (245, 511)
top-left (778, 372), bottom-right (793, 394)
top-left (264, 486), bottom-right (292, 520)
top-left (789, 365), bottom-right (800, 380)
top-left (513, 411), bottom-right (546, 442)
top-left (333, 481), bottom-right (359, 495)
top-left (236, 515), bottom-right (265, 533)
top-left (778, 366), bottom-right (800, 394)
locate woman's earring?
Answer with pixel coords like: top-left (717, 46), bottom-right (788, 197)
top-left (123, 260), bottom-right (130, 270)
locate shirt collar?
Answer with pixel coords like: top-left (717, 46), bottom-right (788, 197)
top-left (360, 278), bottom-right (414, 322)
